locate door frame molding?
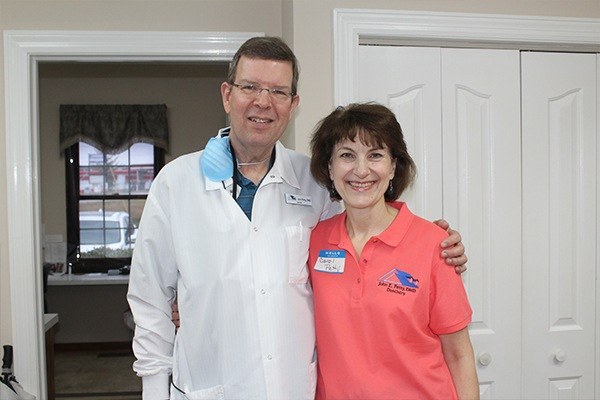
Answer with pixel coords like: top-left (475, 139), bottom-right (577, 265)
top-left (334, 9), bottom-right (600, 105)
top-left (333, 8), bottom-right (600, 395)
top-left (4, 30), bottom-right (260, 397)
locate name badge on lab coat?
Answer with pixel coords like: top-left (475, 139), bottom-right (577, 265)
top-left (285, 193), bottom-right (312, 206)
top-left (314, 250), bottom-right (346, 274)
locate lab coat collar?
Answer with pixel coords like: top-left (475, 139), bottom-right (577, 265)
top-left (203, 128), bottom-right (300, 191)
top-left (262, 141), bottom-right (301, 189)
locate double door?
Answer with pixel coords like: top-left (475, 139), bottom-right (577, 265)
top-left (358, 46), bottom-right (597, 398)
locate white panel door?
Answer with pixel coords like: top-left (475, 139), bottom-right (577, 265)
top-left (521, 52), bottom-right (597, 399)
top-left (357, 46), bottom-right (442, 220)
top-left (441, 48), bottom-right (522, 399)
top-left (358, 45), bottom-right (522, 397)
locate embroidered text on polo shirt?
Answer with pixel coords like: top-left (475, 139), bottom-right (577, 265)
top-left (378, 268), bottom-right (420, 296)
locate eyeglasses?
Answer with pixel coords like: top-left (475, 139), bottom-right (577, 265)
top-left (230, 83), bottom-right (295, 102)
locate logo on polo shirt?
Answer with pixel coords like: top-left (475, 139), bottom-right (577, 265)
top-left (378, 268), bottom-right (419, 296)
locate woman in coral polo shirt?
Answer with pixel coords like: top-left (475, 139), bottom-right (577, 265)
top-left (308, 103), bottom-right (479, 399)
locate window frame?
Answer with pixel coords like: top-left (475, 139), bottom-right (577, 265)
top-left (65, 143), bottom-right (164, 273)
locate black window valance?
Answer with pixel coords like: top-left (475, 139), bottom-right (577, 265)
top-left (60, 104), bottom-right (169, 154)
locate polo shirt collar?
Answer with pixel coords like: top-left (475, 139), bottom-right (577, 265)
top-left (327, 202), bottom-right (414, 249)
top-left (376, 202), bottom-right (413, 247)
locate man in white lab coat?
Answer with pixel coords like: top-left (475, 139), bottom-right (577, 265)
top-left (127, 36), bottom-right (467, 400)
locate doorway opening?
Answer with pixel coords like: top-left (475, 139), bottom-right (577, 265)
top-left (4, 30), bottom-right (259, 397)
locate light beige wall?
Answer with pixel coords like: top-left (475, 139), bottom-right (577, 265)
top-left (0, 0), bottom-right (283, 346)
top-left (289, 0), bottom-right (600, 155)
top-left (280, 0), bottom-right (295, 148)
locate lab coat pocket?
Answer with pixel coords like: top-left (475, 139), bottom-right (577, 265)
top-left (285, 224), bottom-right (310, 284)
top-left (171, 383), bottom-right (225, 400)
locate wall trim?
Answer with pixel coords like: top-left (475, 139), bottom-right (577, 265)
top-left (333, 9), bottom-right (600, 105)
top-left (3, 30), bottom-right (259, 397)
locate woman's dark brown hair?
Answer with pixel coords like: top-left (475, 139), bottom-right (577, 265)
top-left (310, 102), bottom-right (416, 201)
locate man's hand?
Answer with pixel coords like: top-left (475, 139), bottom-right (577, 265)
top-left (172, 301), bottom-right (180, 331)
top-left (433, 219), bottom-right (467, 274)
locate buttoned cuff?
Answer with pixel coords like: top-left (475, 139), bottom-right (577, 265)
top-left (142, 373), bottom-right (170, 400)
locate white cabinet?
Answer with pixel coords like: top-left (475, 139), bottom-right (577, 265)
top-left (358, 46), bottom-right (443, 220)
top-left (521, 52), bottom-right (597, 398)
top-left (358, 46), bottom-right (598, 398)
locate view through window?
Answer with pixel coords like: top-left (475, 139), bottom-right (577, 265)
top-left (66, 141), bottom-right (164, 272)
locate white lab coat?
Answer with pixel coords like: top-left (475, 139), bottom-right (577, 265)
top-left (128, 140), bottom-right (339, 400)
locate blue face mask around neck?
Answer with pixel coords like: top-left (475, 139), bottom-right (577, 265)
top-left (200, 135), bottom-right (234, 182)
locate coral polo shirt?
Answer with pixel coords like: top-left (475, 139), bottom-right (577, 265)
top-left (309, 202), bottom-right (472, 400)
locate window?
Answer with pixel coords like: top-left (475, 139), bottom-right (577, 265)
top-left (65, 142), bottom-right (164, 273)
top-left (60, 104), bottom-right (168, 272)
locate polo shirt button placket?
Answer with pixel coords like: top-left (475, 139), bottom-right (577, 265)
top-left (354, 256), bottom-right (365, 300)
top-left (352, 278), bottom-right (362, 301)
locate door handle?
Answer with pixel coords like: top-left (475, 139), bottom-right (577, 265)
top-left (478, 352), bottom-right (492, 366)
top-left (554, 349), bottom-right (566, 363)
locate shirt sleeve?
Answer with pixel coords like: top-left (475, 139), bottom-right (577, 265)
top-left (428, 257), bottom-right (473, 335)
top-left (319, 197), bottom-right (343, 221)
top-left (127, 177), bottom-right (179, 398)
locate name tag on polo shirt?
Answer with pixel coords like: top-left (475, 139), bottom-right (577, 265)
top-left (314, 250), bottom-right (346, 274)
top-left (285, 193), bottom-right (312, 206)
